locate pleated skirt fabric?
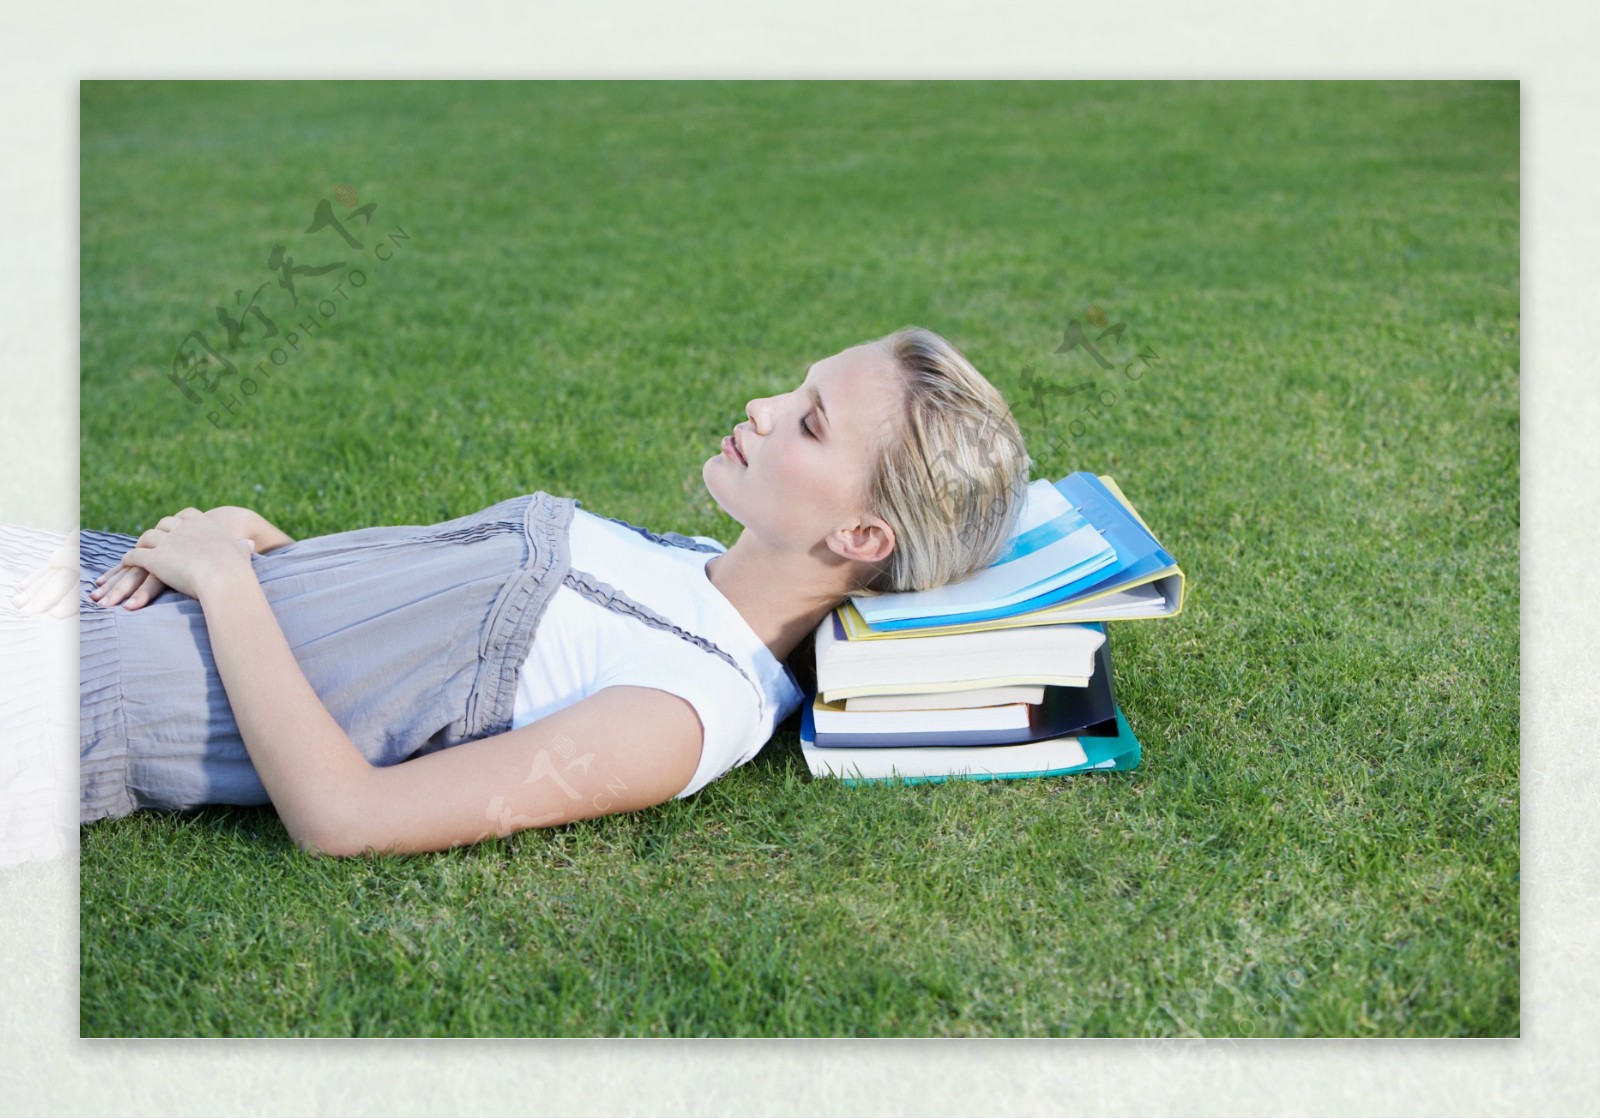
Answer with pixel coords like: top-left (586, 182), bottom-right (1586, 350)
top-left (77, 493), bottom-right (576, 824)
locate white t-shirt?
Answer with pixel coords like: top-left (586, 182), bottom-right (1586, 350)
top-left (511, 509), bottom-right (804, 797)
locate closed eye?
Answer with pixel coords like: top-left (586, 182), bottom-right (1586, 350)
top-left (800, 413), bottom-right (816, 438)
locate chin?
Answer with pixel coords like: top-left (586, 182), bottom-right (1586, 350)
top-left (700, 460), bottom-right (744, 525)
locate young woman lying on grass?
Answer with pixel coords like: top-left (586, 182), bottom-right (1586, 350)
top-left (66, 326), bottom-right (1030, 857)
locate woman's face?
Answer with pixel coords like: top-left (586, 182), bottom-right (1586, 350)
top-left (703, 342), bottom-right (905, 563)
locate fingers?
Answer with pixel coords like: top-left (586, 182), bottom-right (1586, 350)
top-left (88, 563), bottom-right (167, 610)
top-left (49, 590), bottom-right (76, 619)
top-left (14, 539), bottom-right (78, 591)
top-left (95, 546), bottom-right (140, 584)
top-left (10, 566), bottom-right (77, 617)
top-left (88, 566), bottom-right (130, 605)
top-left (92, 550), bottom-right (133, 588)
top-left (10, 573), bottom-right (37, 608)
top-left (123, 570), bottom-right (168, 610)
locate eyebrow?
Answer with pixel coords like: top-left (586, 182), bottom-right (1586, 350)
top-left (804, 363), bottom-right (830, 432)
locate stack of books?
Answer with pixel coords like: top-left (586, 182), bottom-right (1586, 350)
top-left (801, 472), bottom-right (1184, 784)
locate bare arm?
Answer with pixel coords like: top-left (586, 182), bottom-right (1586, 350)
top-left (196, 564), bottom-right (703, 857)
top-left (322, 685), bottom-right (704, 856)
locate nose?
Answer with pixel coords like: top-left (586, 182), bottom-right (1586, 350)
top-left (745, 396), bottom-right (774, 435)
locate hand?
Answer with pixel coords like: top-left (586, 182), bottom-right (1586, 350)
top-left (10, 531), bottom-right (81, 619)
top-left (99, 509), bottom-right (257, 606)
top-left (93, 509), bottom-right (276, 611)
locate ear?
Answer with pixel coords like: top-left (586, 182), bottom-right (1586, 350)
top-left (826, 511), bottom-right (896, 566)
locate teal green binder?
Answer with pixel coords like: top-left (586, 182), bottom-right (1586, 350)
top-left (813, 705), bottom-right (1143, 787)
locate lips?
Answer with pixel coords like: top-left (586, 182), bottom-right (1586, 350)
top-left (723, 430), bottom-right (748, 466)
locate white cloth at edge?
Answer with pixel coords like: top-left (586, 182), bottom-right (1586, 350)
top-left (0, 525), bottom-right (76, 865)
top-left (512, 510), bottom-right (804, 798)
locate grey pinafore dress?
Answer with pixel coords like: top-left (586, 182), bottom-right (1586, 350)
top-left (80, 491), bottom-right (624, 823)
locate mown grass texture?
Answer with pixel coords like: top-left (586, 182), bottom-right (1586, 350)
top-left (78, 80), bottom-right (1518, 1036)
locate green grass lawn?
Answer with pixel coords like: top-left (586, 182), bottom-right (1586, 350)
top-left (77, 79), bottom-right (1519, 1036)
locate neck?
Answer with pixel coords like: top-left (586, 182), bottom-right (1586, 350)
top-left (704, 531), bottom-right (855, 663)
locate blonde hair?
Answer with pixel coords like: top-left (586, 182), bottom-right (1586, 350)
top-left (856, 326), bottom-right (1031, 595)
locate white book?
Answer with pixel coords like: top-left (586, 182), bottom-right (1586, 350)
top-left (844, 685), bottom-right (1046, 712)
top-left (814, 610), bottom-right (1105, 704)
top-left (802, 733), bottom-right (1102, 781)
top-left (812, 698), bottom-right (1033, 736)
